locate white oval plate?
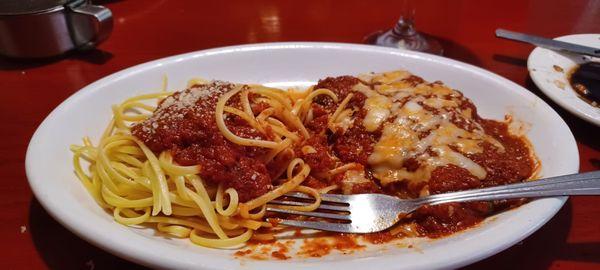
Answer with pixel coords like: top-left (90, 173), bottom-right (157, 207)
top-left (528, 34), bottom-right (600, 126)
top-left (26, 43), bottom-right (579, 270)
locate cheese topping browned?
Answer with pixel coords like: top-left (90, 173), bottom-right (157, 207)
top-left (341, 71), bottom-right (507, 189)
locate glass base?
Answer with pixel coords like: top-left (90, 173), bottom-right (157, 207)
top-left (365, 30), bottom-right (444, 56)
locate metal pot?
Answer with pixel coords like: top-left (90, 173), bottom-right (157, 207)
top-left (0, 0), bottom-right (113, 58)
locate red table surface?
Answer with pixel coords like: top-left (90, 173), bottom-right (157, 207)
top-left (1, 0), bottom-right (598, 269)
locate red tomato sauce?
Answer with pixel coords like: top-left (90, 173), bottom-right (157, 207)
top-left (132, 82), bottom-right (271, 202)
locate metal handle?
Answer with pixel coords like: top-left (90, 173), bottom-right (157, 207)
top-left (495, 28), bottom-right (600, 57)
top-left (67, 2), bottom-right (113, 49)
top-left (421, 170), bottom-right (600, 205)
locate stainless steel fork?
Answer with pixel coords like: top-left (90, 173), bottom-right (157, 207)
top-left (266, 170), bottom-right (600, 233)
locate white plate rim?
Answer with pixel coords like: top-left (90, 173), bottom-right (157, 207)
top-left (527, 33), bottom-right (600, 126)
top-left (25, 42), bottom-right (579, 270)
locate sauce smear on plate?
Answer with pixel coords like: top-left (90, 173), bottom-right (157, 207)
top-left (569, 62), bottom-right (600, 107)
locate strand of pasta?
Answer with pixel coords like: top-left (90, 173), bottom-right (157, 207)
top-left (158, 152), bottom-right (201, 176)
top-left (223, 106), bottom-right (267, 134)
top-left (268, 185), bottom-right (321, 212)
top-left (267, 122), bottom-right (301, 142)
top-left (112, 92), bottom-right (172, 128)
top-left (96, 151), bottom-right (123, 195)
top-left (157, 222), bottom-right (192, 238)
top-left (319, 185), bottom-right (339, 194)
top-left (249, 86), bottom-right (310, 138)
top-left (134, 138), bottom-right (172, 215)
top-left (98, 137), bottom-right (144, 189)
top-left (190, 228), bottom-right (253, 248)
top-left (263, 138), bottom-right (293, 164)
top-left (113, 207), bottom-right (151, 225)
top-left (244, 204), bottom-right (267, 220)
top-left (256, 107), bottom-right (275, 122)
top-left (292, 88), bottom-right (338, 119)
top-left (215, 86), bottom-right (279, 148)
top-left (187, 78), bottom-right (209, 87)
top-left (327, 162), bottom-right (362, 177)
top-left (72, 148), bottom-right (106, 207)
top-left (238, 158), bottom-right (310, 219)
top-left (280, 107), bottom-right (310, 139)
top-left (305, 105), bottom-right (316, 123)
top-left (239, 89), bottom-right (267, 135)
top-left (145, 216), bottom-right (239, 236)
top-left (101, 184), bottom-right (153, 208)
top-left (186, 175), bottom-right (229, 239)
top-left (249, 85), bottom-right (293, 110)
top-left (328, 93), bottom-right (354, 129)
top-left (215, 183), bottom-right (239, 216)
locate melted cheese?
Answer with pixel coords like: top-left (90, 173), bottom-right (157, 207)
top-left (341, 170), bottom-right (370, 195)
top-left (353, 71), bottom-right (508, 191)
top-left (362, 95), bottom-right (392, 132)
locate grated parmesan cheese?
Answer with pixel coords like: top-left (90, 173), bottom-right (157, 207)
top-left (137, 81), bottom-right (232, 135)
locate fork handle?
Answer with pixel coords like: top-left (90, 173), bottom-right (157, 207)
top-left (421, 170), bottom-right (600, 206)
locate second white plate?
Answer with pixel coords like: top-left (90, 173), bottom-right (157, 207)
top-left (528, 34), bottom-right (600, 126)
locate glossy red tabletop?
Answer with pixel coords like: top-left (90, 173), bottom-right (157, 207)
top-left (1, 0), bottom-right (599, 269)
